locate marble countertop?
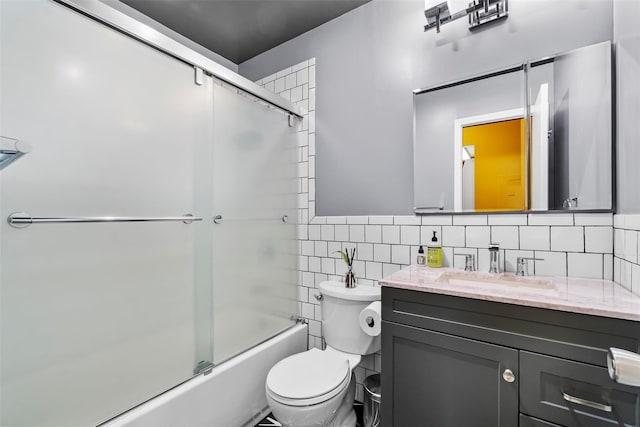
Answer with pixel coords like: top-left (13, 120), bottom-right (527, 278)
top-left (379, 265), bottom-right (640, 322)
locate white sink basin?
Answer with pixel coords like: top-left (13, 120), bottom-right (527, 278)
top-left (435, 271), bottom-right (555, 290)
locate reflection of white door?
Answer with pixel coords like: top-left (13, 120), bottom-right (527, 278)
top-left (462, 156), bottom-right (475, 210)
top-left (531, 83), bottom-right (549, 210)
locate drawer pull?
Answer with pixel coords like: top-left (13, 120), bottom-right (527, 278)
top-left (561, 391), bottom-right (612, 413)
top-left (502, 369), bottom-right (516, 383)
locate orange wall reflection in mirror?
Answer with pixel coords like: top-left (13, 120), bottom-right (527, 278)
top-left (462, 118), bottom-right (525, 211)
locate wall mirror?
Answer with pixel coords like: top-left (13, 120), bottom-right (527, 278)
top-left (413, 40), bottom-right (613, 214)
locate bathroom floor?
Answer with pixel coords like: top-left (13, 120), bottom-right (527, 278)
top-left (254, 402), bottom-right (364, 427)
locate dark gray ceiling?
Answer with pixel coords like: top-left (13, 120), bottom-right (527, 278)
top-left (121, 0), bottom-right (370, 64)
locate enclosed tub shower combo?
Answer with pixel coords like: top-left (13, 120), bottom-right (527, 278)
top-left (0, 1), bottom-right (307, 426)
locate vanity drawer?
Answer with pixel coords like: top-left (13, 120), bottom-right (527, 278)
top-left (520, 351), bottom-right (640, 426)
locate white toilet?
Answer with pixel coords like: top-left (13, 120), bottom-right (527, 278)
top-left (265, 281), bottom-right (381, 427)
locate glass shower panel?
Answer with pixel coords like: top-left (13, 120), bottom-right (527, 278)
top-left (0, 1), bottom-right (213, 425)
top-left (211, 83), bottom-right (298, 364)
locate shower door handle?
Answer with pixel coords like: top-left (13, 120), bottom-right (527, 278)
top-left (212, 214), bottom-right (288, 224)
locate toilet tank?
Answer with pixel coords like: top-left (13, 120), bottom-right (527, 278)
top-left (319, 281), bottom-right (381, 355)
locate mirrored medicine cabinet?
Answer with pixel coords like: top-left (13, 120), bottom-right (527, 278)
top-left (413, 40), bottom-right (613, 214)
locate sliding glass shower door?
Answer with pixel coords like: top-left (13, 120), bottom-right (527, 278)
top-left (210, 84), bottom-right (298, 364)
top-left (1, 1), bottom-right (298, 426)
top-left (0, 1), bottom-right (214, 425)
top-left (1, 1), bottom-right (299, 424)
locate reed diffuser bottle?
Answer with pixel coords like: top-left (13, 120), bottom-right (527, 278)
top-left (335, 248), bottom-right (357, 288)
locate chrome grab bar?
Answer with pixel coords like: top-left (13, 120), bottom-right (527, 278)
top-left (7, 212), bottom-right (202, 229)
top-left (561, 391), bottom-right (612, 413)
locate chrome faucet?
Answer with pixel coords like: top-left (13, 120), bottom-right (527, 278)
top-left (455, 253), bottom-right (476, 271)
top-left (516, 257), bottom-right (544, 276)
top-left (488, 243), bottom-right (500, 274)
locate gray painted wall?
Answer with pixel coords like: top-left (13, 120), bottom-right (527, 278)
top-left (614, 0), bottom-right (640, 214)
top-left (100, 0), bottom-right (238, 72)
top-left (239, 0), bottom-right (613, 216)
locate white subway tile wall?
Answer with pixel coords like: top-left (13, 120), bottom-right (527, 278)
top-left (519, 226), bottom-right (550, 251)
top-left (491, 226), bottom-right (519, 249)
top-left (258, 59), bottom-right (625, 403)
top-left (550, 226), bottom-right (585, 252)
top-left (613, 214), bottom-right (640, 294)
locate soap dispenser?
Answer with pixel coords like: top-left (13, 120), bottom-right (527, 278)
top-left (427, 231), bottom-right (442, 268)
top-left (417, 245), bottom-right (426, 266)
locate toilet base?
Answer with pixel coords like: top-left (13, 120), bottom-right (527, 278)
top-left (326, 374), bottom-right (356, 427)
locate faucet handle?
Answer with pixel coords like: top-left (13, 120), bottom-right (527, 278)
top-left (455, 253), bottom-right (476, 271)
top-left (516, 257), bottom-right (544, 276)
top-left (517, 256), bottom-right (545, 264)
top-left (489, 242), bottom-right (500, 250)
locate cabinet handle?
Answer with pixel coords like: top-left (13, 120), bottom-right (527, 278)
top-left (562, 391), bottom-right (612, 413)
top-left (502, 369), bottom-right (516, 383)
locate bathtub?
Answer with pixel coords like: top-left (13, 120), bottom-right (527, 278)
top-left (103, 324), bottom-right (308, 427)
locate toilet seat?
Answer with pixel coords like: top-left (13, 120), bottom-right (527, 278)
top-left (266, 348), bottom-right (352, 407)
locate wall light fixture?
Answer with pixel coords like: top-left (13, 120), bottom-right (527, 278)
top-left (424, 0), bottom-right (508, 33)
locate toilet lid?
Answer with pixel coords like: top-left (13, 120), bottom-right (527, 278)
top-left (266, 348), bottom-right (350, 400)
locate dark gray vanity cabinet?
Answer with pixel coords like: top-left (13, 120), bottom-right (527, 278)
top-left (381, 287), bottom-right (640, 427)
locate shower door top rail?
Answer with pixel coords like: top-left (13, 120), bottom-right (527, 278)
top-left (7, 212), bottom-right (202, 229)
top-left (55, 0), bottom-right (303, 119)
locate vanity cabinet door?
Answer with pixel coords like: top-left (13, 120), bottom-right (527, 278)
top-left (381, 321), bottom-right (519, 427)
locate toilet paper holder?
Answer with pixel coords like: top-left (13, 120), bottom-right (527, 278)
top-left (608, 347), bottom-right (640, 387)
top-left (359, 301), bottom-right (382, 337)
top-left (365, 316), bottom-right (375, 328)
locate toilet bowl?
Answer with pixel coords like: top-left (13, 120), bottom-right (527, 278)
top-left (265, 281), bottom-right (381, 427)
top-left (265, 347), bottom-right (360, 427)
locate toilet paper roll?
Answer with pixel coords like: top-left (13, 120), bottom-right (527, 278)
top-left (359, 301), bottom-right (382, 337)
top-left (608, 347), bottom-right (640, 387)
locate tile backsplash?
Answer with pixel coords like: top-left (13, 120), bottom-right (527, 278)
top-left (613, 214), bottom-right (640, 294)
top-left (301, 213), bottom-right (614, 282)
top-left (257, 58), bottom-right (630, 402)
